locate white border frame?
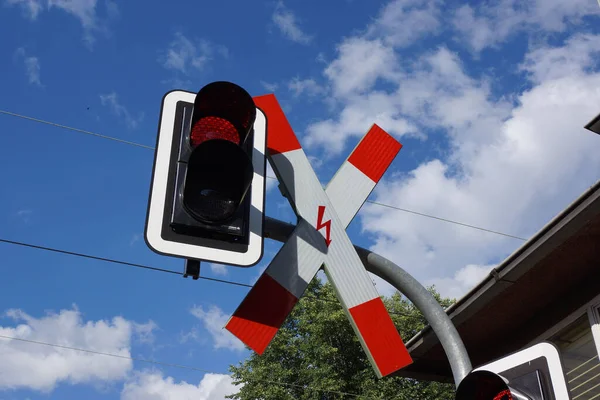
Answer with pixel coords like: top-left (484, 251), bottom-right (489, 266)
top-left (588, 303), bottom-right (600, 362)
top-left (475, 342), bottom-right (570, 398)
top-left (145, 90), bottom-right (267, 266)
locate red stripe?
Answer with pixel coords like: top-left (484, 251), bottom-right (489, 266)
top-left (225, 273), bottom-right (298, 354)
top-left (347, 124), bottom-right (402, 183)
top-left (349, 297), bottom-right (413, 376)
top-left (253, 94), bottom-right (302, 155)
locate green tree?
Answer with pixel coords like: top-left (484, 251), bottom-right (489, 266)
top-left (228, 278), bottom-right (456, 400)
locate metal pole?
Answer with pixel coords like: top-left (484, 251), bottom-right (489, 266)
top-left (359, 250), bottom-right (472, 385)
top-left (264, 216), bottom-right (472, 386)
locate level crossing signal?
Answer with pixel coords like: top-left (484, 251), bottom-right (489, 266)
top-left (146, 83), bottom-right (412, 378)
top-left (225, 94), bottom-right (413, 378)
top-left (145, 81), bottom-right (268, 266)
top-left (456, 342), bottom-right (570, 399)
top-left (455, 370), bottom-right (514, 400)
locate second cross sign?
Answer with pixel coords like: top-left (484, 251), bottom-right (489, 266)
top-left (226, 94), bottom-right (413, 378)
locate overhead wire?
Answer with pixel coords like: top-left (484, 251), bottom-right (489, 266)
top-left (366, 200), bottom-right (528, 241)
top-left (0, 110), bottom-right (154, 150)
top-left (0, 334), bottom-right (364, 398)
top-left (0, 109), bottom-right (435, 396)
top-left (0, 108), bottom-right (526, 241)
top-left (0, 237), bottom-right (180, 275)
top-left (0, 237), bottom-right (424, 320)
top-left (0, 236), bottom-right (417, 397)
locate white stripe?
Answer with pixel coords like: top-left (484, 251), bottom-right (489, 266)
top-left (320, 209), bottom-right (379, 308)
top-left (270, 150), bottom-right (323, 223)
top-left (265, 220), bottom-right (327, 299)
top-left (264, 158), bottom-right (380, 301)
top-left (270, 149), bottom-right (380, 308)
top-left (325, 162), bottom-right (375, 228)
top-left (146, 92), bottom-right (266, 265)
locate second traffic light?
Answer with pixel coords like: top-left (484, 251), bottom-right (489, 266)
top-left (145, 81), bottom-right (267, 266)
top-left (456, 371), bottom-right (514, 400)
top-left (458, 342), bottom-right (570, 399)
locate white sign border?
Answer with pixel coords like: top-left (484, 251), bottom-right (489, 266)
top-left (145, 90), bottom-right (266, 266)
top-left (474, 341), bottom-right (570, 398)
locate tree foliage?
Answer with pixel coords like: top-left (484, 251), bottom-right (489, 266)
top-left (228, 278), bottom-right (456, 400)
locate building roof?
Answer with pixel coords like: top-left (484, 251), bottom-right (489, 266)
top-left (399, 180), bottom-right (600, 382)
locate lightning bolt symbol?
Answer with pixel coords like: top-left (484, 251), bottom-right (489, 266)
top-left (316, 205), bottom-right (332, 247)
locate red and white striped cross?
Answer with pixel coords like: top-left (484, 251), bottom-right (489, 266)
top-left (225, 94), bottom-right (413, 377)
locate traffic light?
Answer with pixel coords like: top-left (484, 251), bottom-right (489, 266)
top-left (456, 370), bottom-right (514, 400)
top-left (145, 81), bottom-right (267, 266)
top-left (460, 342), bottom-right (570, 399)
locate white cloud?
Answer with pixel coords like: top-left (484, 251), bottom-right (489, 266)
top-left (307, 155), bottom-right (324, 170)
top-left (0, 307), bottom-right (140, 392)
top-left (15, 48), bottom-right (41, 86)
top-left (428, 264), bottom-right (495, 300)
top-left (316, 269), bottom-right (327, 284)
top-left (324, 37), bottom-right (400, 99)
top-left (48, 0), bottom-right (98, 30)
top-left (272, 2), bottom-right (312, 45)
top-left (121, 371), bottom-right (239, 400)
top-left (6, 0), bottom-right (43, 19)
top-left (297, 3), bottom-right (600, 299)
top-left (100, 92), bottom-right (144, 129)
top-left (288, 77), bottom-right (324, 98)
top-left (16, 209), bottom-right (33, 223)
top-left (278, 0), bottom-right (437, 112)
top-left (370, 274), bottom-right (398, 298)
top-left (394, 47), bottom-right (513, 155)
top-left (260, 81), bottom-right (279, 92)
top-left (304, 90), bottom-right (418, 155)
top-left (452, 0), bottom-right (599, 52)
top-left (7, 0), bottom-right (118, 45)
top-left (132, 321), bottom-right (158, 345)
top-left (160, 32), bottom-right (228, 75)
top-left (358, 36), bottom-right (600, 296)
top-left (451, 3), bottom-right (524, 53)
top-left (179, 326), bottom-right (201, 345)
top-left (130, 233), bottom-right (142, 246)
top-left (520, 33), bottom-right (600, 84)
top-left (302, 35), bottom-right (420, 154)
top-left (366, 0), bottom-right (442, 48)
top-left (208, 263), bottom-right (228, 277)
top-left (190, 305), bottom-right (245, 352)
top-left (527, 0), bottom-right (598, 31)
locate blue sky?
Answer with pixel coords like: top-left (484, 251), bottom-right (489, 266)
top-left (1, 0), bottom-right (600, 398)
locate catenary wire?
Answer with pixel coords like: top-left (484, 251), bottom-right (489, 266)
top-left (0, 110), bottom-right (437, 396)
top-left (0, 237), bottom-right (180, 275)
top-left (0, 237), bottom-right (424, 320)
top-left (366, 200), bottom-right (528, 241)
top-left (0, 334), bottom-right (364, 398)
top-left (0, 109), bottom-right (527, 241)
top-left (0, 110), bottom-right (154, 150)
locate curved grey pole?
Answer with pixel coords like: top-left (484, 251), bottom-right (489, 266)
top-left (359, 250), bottom-right (472, 385)
top-left (264, 217), bottom-right (472, 386)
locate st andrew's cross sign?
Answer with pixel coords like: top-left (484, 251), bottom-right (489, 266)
top-left (226, 94), bottom-right (413, 378)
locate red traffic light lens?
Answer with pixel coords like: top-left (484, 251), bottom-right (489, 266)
top-left (493, 390), bottom-right (512, 400)
top-left (183, 81), bottom-right (256, 223)
top-left (456, 371), bottom-right (513, 400)
top-left (190, 81), bottom-right (256, 148)
top-left (190, 116), bottom-right (239, 147)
